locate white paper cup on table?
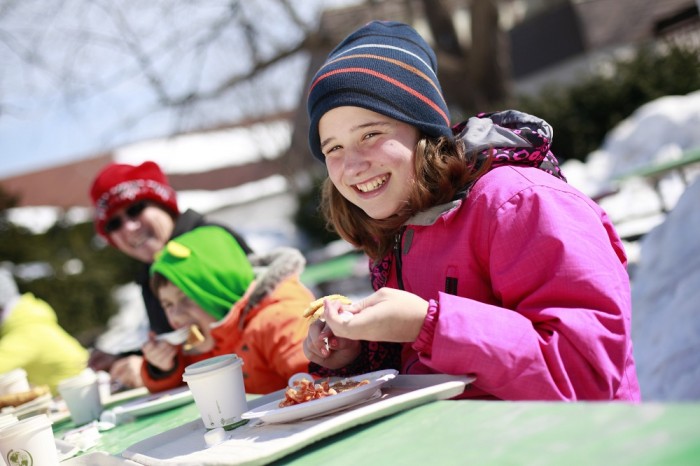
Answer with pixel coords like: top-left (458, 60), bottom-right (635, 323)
top-left (0, 415), bottom-right (17, 431)
top-left (96, 370), bottom-right (112, 404)
top-left (0, 370), bottom-right (29, 397)
top-left (0, 414), bottom-right (17, 465)
top-left (0, 414), bottom-right (59, 466)
top-left (182, 354), bottom-right (248, 430)
top-left (57, 368), bottom-right (102, 426)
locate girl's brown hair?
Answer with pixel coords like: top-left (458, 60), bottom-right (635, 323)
top-left (320, 135), bottom-right (490, 261)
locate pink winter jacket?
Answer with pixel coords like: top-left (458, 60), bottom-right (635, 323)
top-left (393, 165), bottom-right (641, 401)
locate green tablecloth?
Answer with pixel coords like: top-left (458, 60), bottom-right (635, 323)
top-left (54, 398), bottom-right (700, 465)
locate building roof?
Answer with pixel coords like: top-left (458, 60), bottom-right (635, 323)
top-left (510, 0), bottom-right (698, 78)
top-left (1, 154), bottom-right (113, 209)
top-left (578, 0), bottom-right (697, 48)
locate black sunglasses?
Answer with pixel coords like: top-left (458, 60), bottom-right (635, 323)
top-left (105, 201), bottom-right (149, 233)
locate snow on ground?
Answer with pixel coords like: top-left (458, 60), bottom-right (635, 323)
top-left (630, 179), bottom-right (700, 401)
top-left (561, 90), bottom-right (700, 401)
top-left (93, 283), bottom-right (150, 354)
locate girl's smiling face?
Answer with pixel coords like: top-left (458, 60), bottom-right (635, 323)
top-left (319, 106), bottom-right (419, 219)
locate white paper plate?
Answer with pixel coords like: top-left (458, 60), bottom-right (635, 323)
top-left (241, 369), bottom-right (398, 424)
top-left (111, 385), bottom-right (193, 419)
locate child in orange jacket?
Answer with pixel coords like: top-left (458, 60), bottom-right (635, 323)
top-left (141, 225), bottom-right (313, 394)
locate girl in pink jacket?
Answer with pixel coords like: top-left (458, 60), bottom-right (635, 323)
top-left (303, 20), bottom-right (640, 401)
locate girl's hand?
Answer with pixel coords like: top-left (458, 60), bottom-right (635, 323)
top-left (302, 313), bottom-right (361, 369)
top-left (324, 288), bottom-right (430, 342)
top-left (142, 332), bottom-right (178, 372)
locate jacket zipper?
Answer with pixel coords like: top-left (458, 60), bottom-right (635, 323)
top-left (393, 226), bottom-right (406, 290)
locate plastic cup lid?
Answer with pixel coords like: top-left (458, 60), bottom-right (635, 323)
top-left (0, 414), bottom-right (51, 439)
top-left (57, 368), bottom-right (98, 389)
top-left (183, 354), bottom-right (242, 376)
top-left (0, 414), bottom-right (18, 429)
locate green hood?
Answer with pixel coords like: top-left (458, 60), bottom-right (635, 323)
top-left (150, 226), bottom-right (255, 319)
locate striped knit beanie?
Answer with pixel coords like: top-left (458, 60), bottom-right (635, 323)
top-left (307, 20), bottom-right (452, 162)
top-left (150, 226), bottom-right (254, 320)
top-left (90, 161), bottom-right (179, 244)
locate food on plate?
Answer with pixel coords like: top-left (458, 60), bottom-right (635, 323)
top-left (331, 379), bottom-right (372, 393)
top-left (183, 324), bottom-right (205, 351)
top-left (0, 385), bottom-right (50, 409)
top-left (278, 377), bottom-right (370, 408)
top-left (302, 294), bottom-right (352, 322)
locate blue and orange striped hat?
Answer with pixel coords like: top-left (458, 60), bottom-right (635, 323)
top-left (307, 20), bottom-right (452, 162)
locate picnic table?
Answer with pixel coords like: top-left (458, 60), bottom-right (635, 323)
top-left (53, 378), bottom-right (700, 465)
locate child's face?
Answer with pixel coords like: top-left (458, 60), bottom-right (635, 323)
top-left (157, 282), bottom-right (217, 351)
top-left (319, 106), bottom-right (419, 219)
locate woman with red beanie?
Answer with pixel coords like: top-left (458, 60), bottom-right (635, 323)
top-left (88, 160), bottom-right (253, 388)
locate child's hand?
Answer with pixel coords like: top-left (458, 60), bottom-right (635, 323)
top-left (303, 310), bottom-right (361, 369)
top-left (324, 288), bottom-right (429, 342)
top-left (109, 355), bottom-right (144, 389)
top-left (142, 332), bottom-right (178, 372)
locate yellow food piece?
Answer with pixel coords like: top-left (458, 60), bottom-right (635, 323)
top-left (183, 324), bottom-right (205, 351)
top-left (302, 294), bottom-right (352, 321)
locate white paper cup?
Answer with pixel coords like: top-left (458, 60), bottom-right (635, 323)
top-left (182, 354), bottom-right (248, 430)
top-left (0, 414), bottom-right (59, 466)
top-left (0, 415), bottom-right (17, 431)
top-left (0, 370), bottom-right (29, 397)
top-left (96, 370), bottom-right (112, 404)
top-left (57, 369), bottom-right (102, 426)
top-left (0, 414), bottom-right (17, 466)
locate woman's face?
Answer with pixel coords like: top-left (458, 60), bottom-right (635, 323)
top-left (108, 203), bottom-right (175, 263)
top-left (157, 282), bottom-right (216, 354)
top-left (318, 106), bottom-right (419, 219)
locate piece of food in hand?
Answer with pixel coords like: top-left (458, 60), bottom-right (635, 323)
top-left (302, 294), bottom-right (352, 322)
top-left (278, 377), bottom-right (370, 408)
top-left (183, 324), bottom-right (205, 351)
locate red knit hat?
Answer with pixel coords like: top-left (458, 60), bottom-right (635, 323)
top-left (90, 161), bottom-right (180, 242)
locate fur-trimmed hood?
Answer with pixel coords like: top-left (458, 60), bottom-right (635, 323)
top-left (407, 109), bottom-right (567, 227)
top-left (238, 247), bottom-right (306, 324)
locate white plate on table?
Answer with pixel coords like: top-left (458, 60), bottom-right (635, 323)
top-left (241, 369), bottom-right (397, 424)
top-left (111, 385), bottom-right (193, 418)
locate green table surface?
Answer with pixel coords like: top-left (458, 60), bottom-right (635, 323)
top-left (53, 401), bottom-right (200, 454)
top-left (54, 397), bottom-right (700, 465)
